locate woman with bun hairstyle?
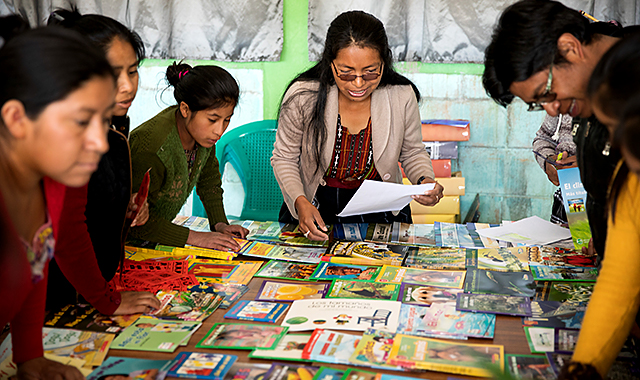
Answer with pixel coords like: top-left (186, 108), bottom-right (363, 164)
top-left (129, 62), bottom-right (248, 250)
top-left (0, 17), bottom-right (114, 379)
top-left (272, 11), bottom-right (443, 241)
top-left (45, 8), bottom-right (160, 314)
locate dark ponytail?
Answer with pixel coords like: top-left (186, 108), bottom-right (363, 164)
top-left (166, 61), bottom-right (239, 112)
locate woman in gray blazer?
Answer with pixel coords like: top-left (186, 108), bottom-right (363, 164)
top-left (272, 11), bottom-right (443, 240)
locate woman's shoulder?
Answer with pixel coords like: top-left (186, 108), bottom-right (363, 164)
top-left (283, 80), bottom-right (321, 100)
top-left (130, 106), bottom-right (177, 151)
top-left (380, 84), bottom-right (416, 98)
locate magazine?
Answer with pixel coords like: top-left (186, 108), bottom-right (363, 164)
top-left (42, 327), bottom-right (114, 367)
top-left (522, 300), bottom-right (587, 329)
top-left (387, 335), bottom-right (504, 377)
top-left (44, 303), bottom-right (137, 334)
top-left (375, 266), bottom-right (466, 289)
top-left (398, 283), bottom-right (462, 307)
top-left (310, 262), bottom-right (380, 281)
top-left (196, 323), bottom-right (288, 350)
top-left (530, 264), bottom-right (598, 282)
top-left (505, 354), bottom-right (555, 380)
top-left (464, 269), bottom-right (536, 297)
top-left (557, 167), bottom-right (591, 250)
top-left (349, 329), bottom-right (400, 370)
top-left (248, 333), bottom-right (312, 362)
top-left (254, 260), bottom-right (319, 281)
top-left (326, 279), bottom-right (400, 301)
top-left (255, 281), bottom-right (330, 302)
top-left (153, 290), bottom-right (223, 322)
top-left (281, 299), bottom-right (401, 332)
top-left (166, 352), bottom-right (237, 380)
top-left (87, 357), bottom-right (169, 380)
top-left (456, 293), bottom-right (532, 317)
top-left (224, 301), bottom-right (288, 323)
top-left (111, 316), bottom-right (201, 352)
top-left (323, 241), bottom-right (408, 266)
top-left (301, 329), bottom-right (361, 364)
top-left (403, 247), bottom-right (466, 270)
top-left (263, 363), bottom-right (320, 380)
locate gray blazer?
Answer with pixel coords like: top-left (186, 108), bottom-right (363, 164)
top-left (271, 81), bottom-right (434, 219)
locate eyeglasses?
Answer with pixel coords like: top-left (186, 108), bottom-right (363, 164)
top-left (527, 61), bottom-right (557, 112)
top-left (331, 61), bottom-right (382, 82)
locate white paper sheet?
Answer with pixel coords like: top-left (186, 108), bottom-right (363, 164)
top-left (337, 180), bottom-right (435, 217)
top-left (475, 216), bottom-right (571, 246)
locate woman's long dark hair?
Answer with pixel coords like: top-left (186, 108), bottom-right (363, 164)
top-left (279, 10), bottom-right (420, 173)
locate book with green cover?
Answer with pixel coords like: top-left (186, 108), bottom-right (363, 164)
top-left (254, 260), bottom-right (318, 281)
top-left (323, 241), bottom-right (407, 266)
top-left (349, 329), bottom-right (400, 371)
top-left (310, 262), bottom-right (380, 281)
top-left (196, 323), bottom-right (288, 350)
top-left (111, 316), bottom-right (200, 352)
top-left (375, 265), bottom-right (466, 289)
top-left (248, 333), bottom-right (312, 362)
top-left (326, 279), bottom-right (400, 301)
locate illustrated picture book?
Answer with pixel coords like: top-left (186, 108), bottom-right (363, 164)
top-left (254, 260), bottom-right (319, 281)
top-left (464, 269), bottom-right (536, 297)
top-left (263, 363), bottom-right (319, 380)
top-left (375, 266), bottom-right (466, 289)
top-left (301, 329), bottom-right (361, 364)
top-left (326, 279), bottom-right (400, 301)
top-left (505, 354), bottom-right (555, 380)
top-left (323, 241), bottom-right (408, 266)
top-left (417, 303), bottom-right (496, 339)
top-left (255, 281), bottom-right (330, 302)
top-left (530, 264), bottom-right (598, 282)
top-left (189, 260), bottom-right (262, 286)
top-left (87, 357), bottom-right (170, 380)
top-left (248, 333), bottom-right (312, 362)
top-left (186, 282), bottom-right (249, 309)
top-left (398, 283), bottom-right (462, 307)
top-left (522, 300), bottom-right (587, 329)
top-left (224, 300), bottom-right (288, 323)
top-left (348, 328), bottom-right (400, 370)
top-left (221, 362), bottom-right (271, 380)
top-left (196, 323), bottom-right (288, 350)
top-left (153, 290), bottom-right (223, 322)
top-left (403, 246), bottom-right (466, 270)
top-left (310, 262), bottom-right (380, 281)
top-left (44, 303), bottom-right (137, 334)
top-left (166, 351), bottom-right (237, 380)
top-left (42, 327), bottom-right (114, 367)
top-left (456, 293), bottom-right (532, 317)
top-left (110, 316), bottom-right (201, 353)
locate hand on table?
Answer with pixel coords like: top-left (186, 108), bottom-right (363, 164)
top-left (215, 222), bottom-right (249, 239)
top-left (18, 356), bottom-right (85, 380)
top-left (113, 291), bottom-right (162, 315)
top-left (295, 196), bottom-right (328, 241)
top-left (127, 192), bottom-right (149, 227)
top-left (412, 180), bottom-right (444, 206)
top-left (187, 230), bottom-right (243, 251)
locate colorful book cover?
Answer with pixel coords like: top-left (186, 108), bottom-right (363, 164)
top-left (301, 329), bottom-right (361, 364)
top-left (248, 333), bottom-right (312, 362)
top-left (196, 323), bottom-right (288, 350)
top-left (375, 266), bottom-right (466, 289)
top-left (254, 260), bottom-right (319, 281)
top-left (224, 301), bottom-right (288, 323)
top-left (263, 245), bottom-right (327, 264)
top-left (396, 304), bottom-right (430, 336)
top-left (87, 357), bottom-right (169, 380)
top-left (326, 279), bottom-right (400, 301)
top-left (281, 299), bottom-right (401, 332)
top-left (557, 167), bottom-right (591, 250)
top-left (468, 248), bottom-right (528, 272)
top-left (377, 374), bottom-right (440, 380)
top-left (153, 290), bottom-right (223, 322)
top-left (403, 247), bottom-right (466, 270)
top-left (190, 260), bottom-right (262, 286)
top-left (312, 366), bottom-right (344, 380)
top-left (398, 283), bottom-right (462, 307)
top-left (554, 328), bottom-right (580, 353)
top-left (310, 262), bottom-right (380, 281)
top-left (277, 224), bottom-right (330, 247)
top-left (187, 283), bottom-right (249, 309)
top-left (530, 264), bottom-right (598, 282)
top-left (526, 246), bottom-right (597, 267)
top-left (390, 222), bottom-right (436, 246)
top-left (176, 238), bottom-right (251, 260)
top-left (435, 222), bottom-right (481, 248)
top-left (467, 223), bottom-right (501, 248)
top-left (166, 352), bottom-right (237, 379)
top-left (505, 354), bottom-right (555, 380)
top-left (339, 368), bottom-right (377, 380)
top-left (364, 223), bottom-right (393, 243)
top-left (387, 335), bottom-right (504, 377)
top-left (44, 303), bottom-right (137, 334)
top-left (545, 352), bottom-right (573, 376)
top-left (222, 362), bottom-right (271, 380)
top-left (464, 269), bottom-right (536, 297)
top-left (522, 300), bottom-right (587, 329)
top-left (255, 281), bottom-right (330, 302)
top-left (42, 327), bottom-right (114, 367)
top-left (323, 241), bottom-right (407, 266)
top-left (524, 327), bottom-right (555, 353)
top-left (263, 363), bottom-right (319, 380)
top-left (333, 223), bottom-right (368, 241)
top-left (349, 329), bottom-right (400, 370)
top-left (240, 220), bottom-right (284, 240)
top-left (456, 293), bottom-right (532, 317)
top-left (111, 316), bottom-right (200, 352)
top-left (419, 303), bottom-right (496, 339)
top-left (534, 281), bottom-right (595, 302)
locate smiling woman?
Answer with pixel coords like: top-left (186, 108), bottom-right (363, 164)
top-left (128, 61), bottom-right (249, 251)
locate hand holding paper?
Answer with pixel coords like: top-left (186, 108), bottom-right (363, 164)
top-left (337, 180), bottom-right (436, 217)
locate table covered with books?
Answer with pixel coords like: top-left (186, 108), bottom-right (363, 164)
top-left (3, 217), bottom-right (617, 380)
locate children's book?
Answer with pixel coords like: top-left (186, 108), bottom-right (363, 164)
top-left (111, 316), bottom-right (201, 352)
top-left (323, 241), bottom-right (408, 266)
top-left (301, 329), bottom-right (361, 364)
top-left (467, 223), bottom-right (501, 248)
top-left (387, 334), bottom-right (504, 377)
top-left (222, 362), bottom-right (271, 380)
top-left (390, 222), bottom-right (437, 246)
top-left (190, 260), bottom-right (262, 286)
top-left (240, 220), bottom-right (284, 241)
top-left (418, 303), bottom-right (496, 339)
top-left (312, 366), bottom-right (344, 380)
top-left (224, 301), bottom-right (288, 323)
top-left (176, 238), bottom-right (251, 260)
top-left (557, 167), bottom-right (591, 250)
top-left (87, 357), bottom-right (170, 380)
top-left (326, 279), bottom-right (400, 301)
top-left (398, 283), bottom-right (462, 307)
top-left (522, 300), bottom-right (587, 329)
top-left (364, 223), bottom-right (393, 243)
top-left (41, 327), bottom-right (114, 368)
top-left (274, 223), bottom-right (331, 247)
top-left (464, 269), bottom-right (536, 297)
top-left (524, 327), bottom-right (555, 353)
top-left (339, 368), bottom-right (377, 380)
top-left (333, 223), bottom-right (368, 241)
top-left (435, 222), bottom-right (482, 248)
top-left (44, 303), bottom-right (137, 333)
top-left (240, 241), bottom-right (326, 264)
top-left (545, 352), bottom-right (573, 377)
top-left (348, 329), bottom-right (400, 370)
top-left (196, 323), bottom-right (288, 350)
top-left (377, 374), bottom-right (440, 380)
top-left (505, 354), bottom-right (555, 380)
top-left (281, 299), bottom-right (401, 332)
top-left (533, 281), bottom-right (594, 318)
top-left (530, 264), bottom-right (598, 282)
top-left (187, 283), bottom-right (249, 309)
top-left (166, 352), bottom-right (237, 379)
top-left (153, 290), bottom-right (223, 321)
top-left (456, 293), bottom-right (532, 317)
top-left (255, 281), bottom-right (330, 302)
top-left (403, 247), bottom-right (466, 270)
top-left (467, 248), bottom-right (528, 272)
top-left (254, 260), bottom-right (318, 281)
top-left (263, 363), bottom-right (319, 380)
top-left (554, 328), bottom-right (580, 353)
top-left (526, 245), bottom-right (597, 267)
top-left (375, 265), bottom-right (466, 289)
top-left (248, 333), bottom-right (312, 362)
top-left (310, 262), bottom-right (380, 281)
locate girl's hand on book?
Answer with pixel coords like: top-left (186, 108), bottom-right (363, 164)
top-left (215, 222), bottom-right (249, 238)
top-left (295, 196), bottom-right (328, 241)
top-left (113, 291), bottom-right (162, 315)
top-left (18, 356), bottom-right (84, 380)
top-left (187, 230), bottom-right (242, 251)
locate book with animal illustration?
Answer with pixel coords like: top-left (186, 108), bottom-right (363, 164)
top-left (464, 269), bottom-right (536, 297)
top-left (323, 241), bottom-right (408, 266)
top-left (398, 283), bottom-right (462, 307)
top-left (254, 260), bottom-right (319, 281)
top-left (310, 262), bottom-right (380, 281)
top-left (326, 279), bottom-right (400, 301)
top-left (348, 328), bottom-right (400, 370)
top-left (375, 265), bottom-right (466, 289)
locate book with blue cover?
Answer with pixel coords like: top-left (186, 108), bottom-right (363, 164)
top-left (557, 167), bottom-right (591, 250)
top-left (87, 357), bottom-right (169, 380)
top-left (224, 301), bottom-right (288, 323)
top-left (166, 352), bottom-right (237, 379)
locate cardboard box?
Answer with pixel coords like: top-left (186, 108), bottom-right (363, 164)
top-left (421, 119), bottom-right (470, 141)
top-left (402, 177), bottom-right (465, 196)
top-left (410, 196), bottom-right (460, 215)
top-left (432, 160), bottom-right (451, 177)
top-left (412, 214), bottom-right (457, 224)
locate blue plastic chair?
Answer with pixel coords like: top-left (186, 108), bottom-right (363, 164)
top-left (193, 120), bottom-right (283, 221)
